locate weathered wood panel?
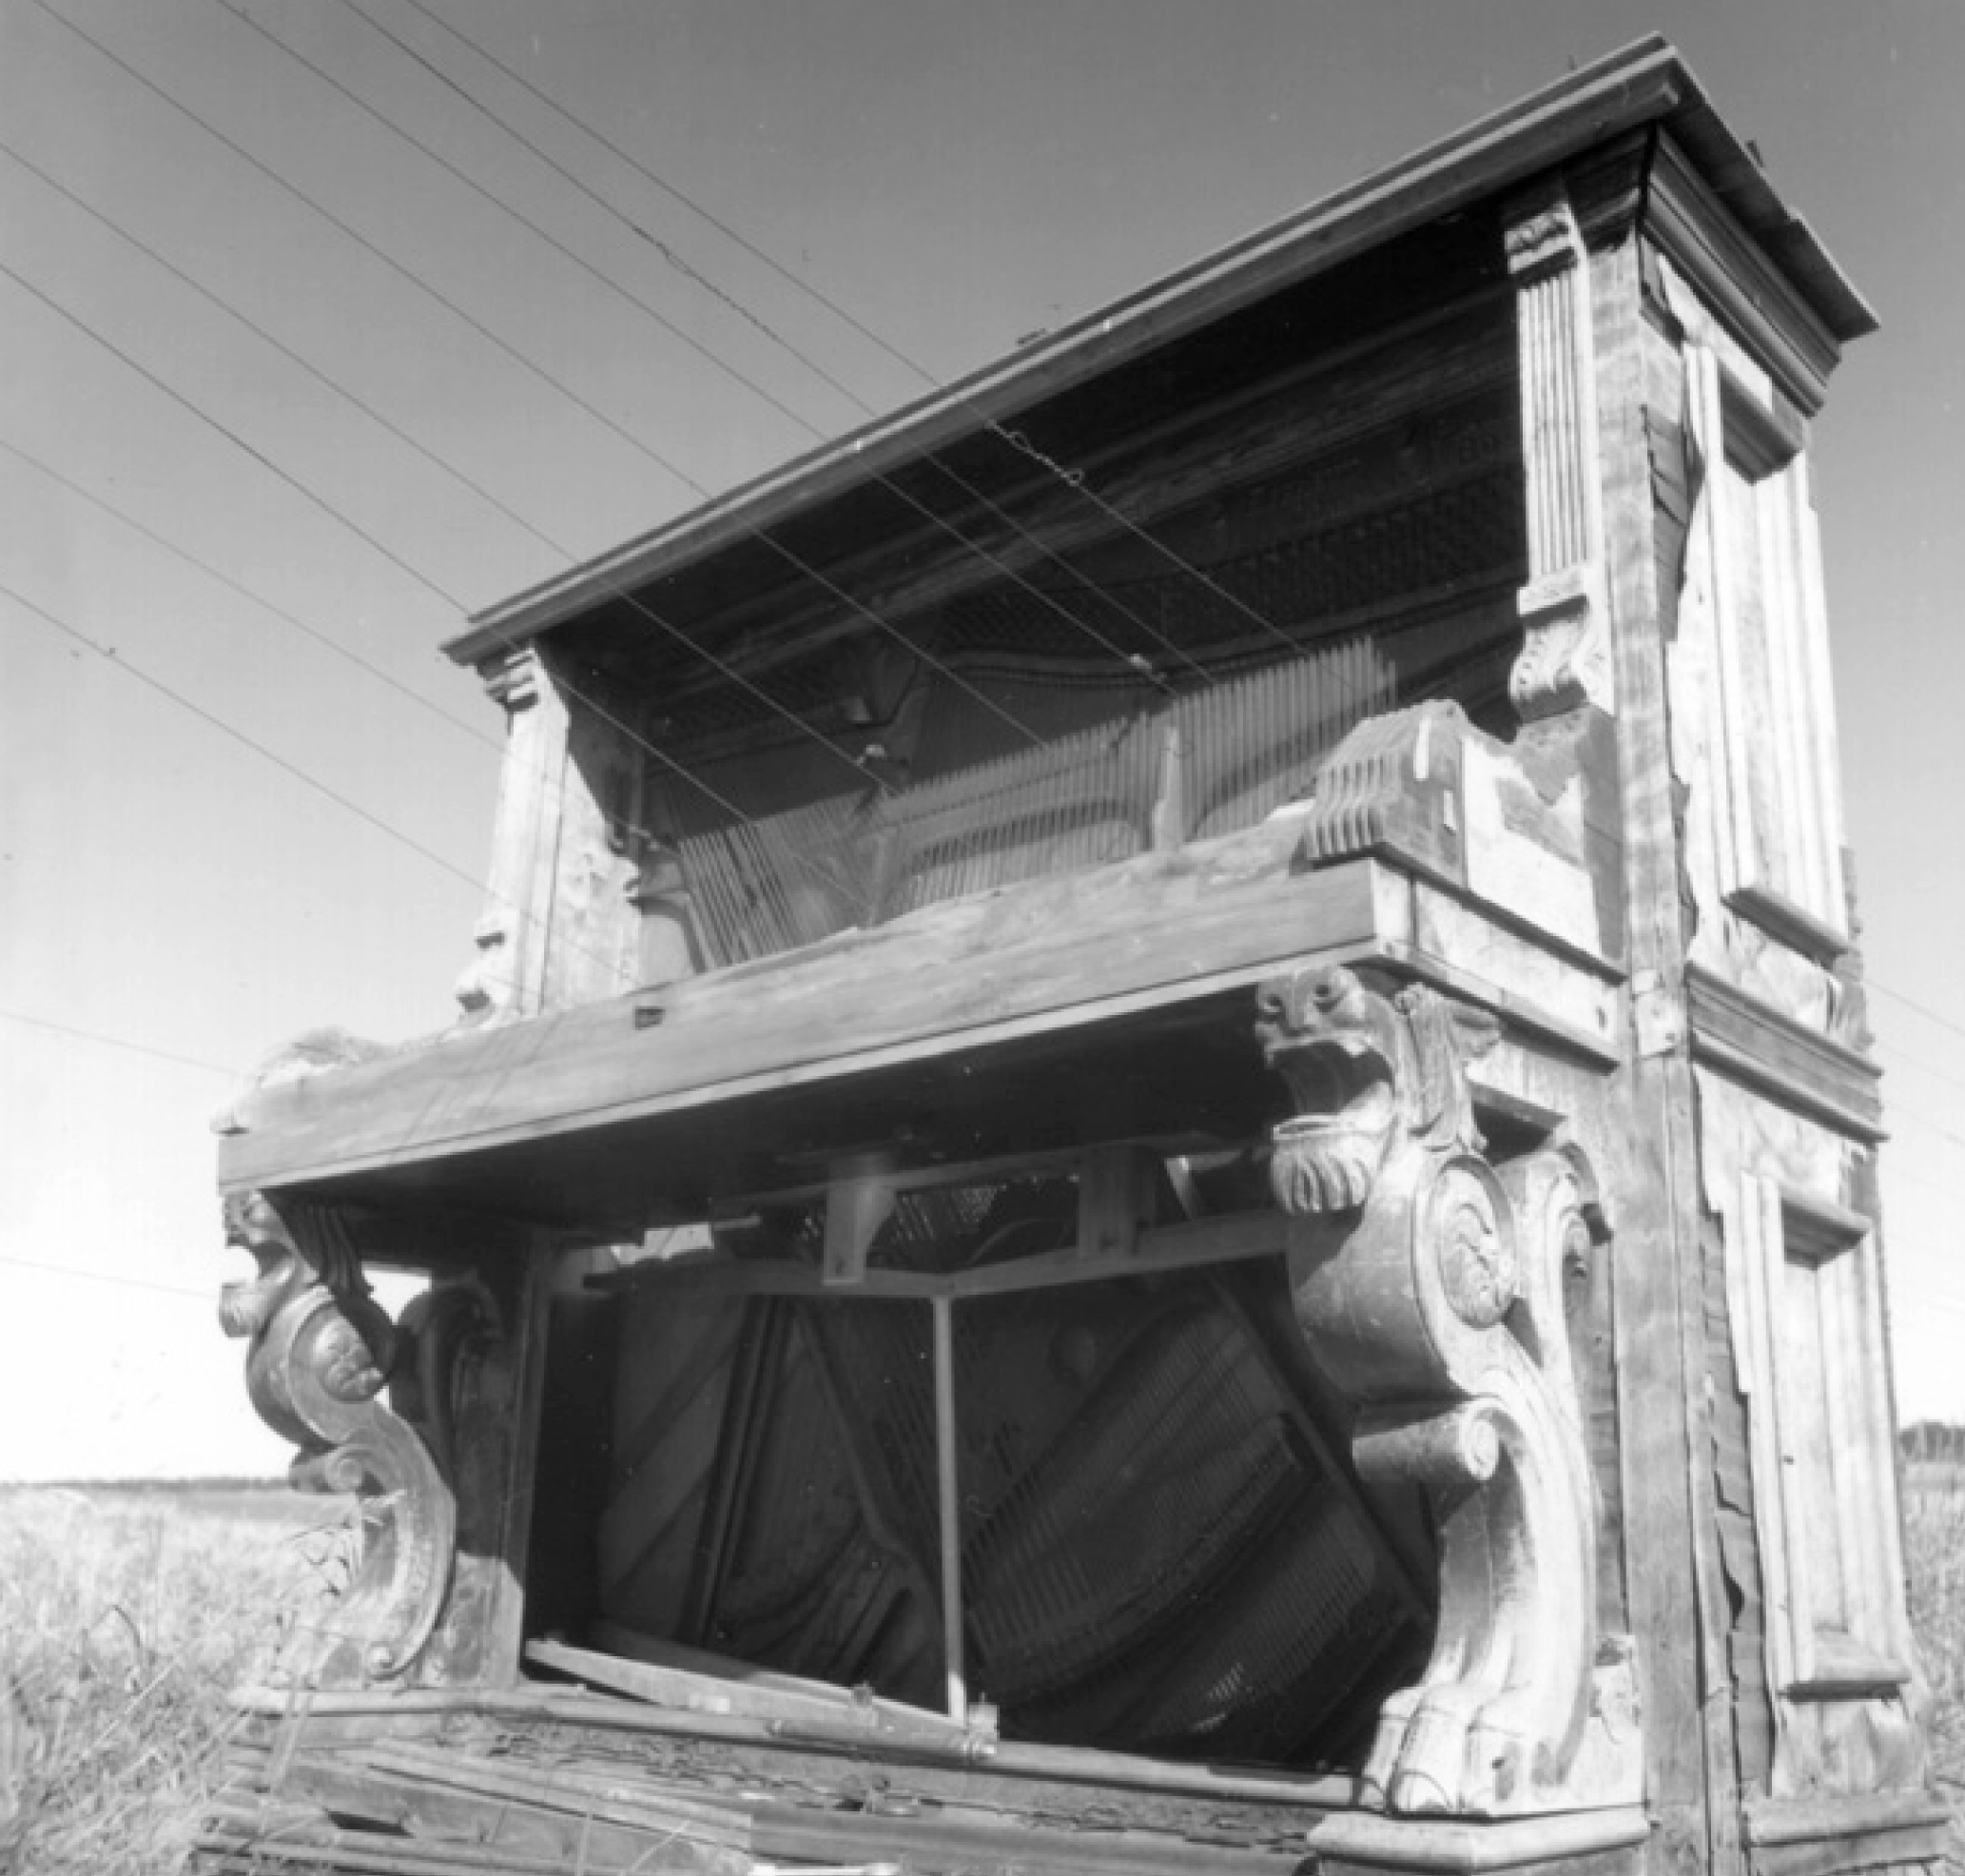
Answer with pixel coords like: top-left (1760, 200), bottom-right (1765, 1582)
top-left (1589, 229), bottom-right (1736, 1876)
top-left (220, 843), bottom-right (1393, 1191)
top-left (453, 646), bottom-right (648, 1029)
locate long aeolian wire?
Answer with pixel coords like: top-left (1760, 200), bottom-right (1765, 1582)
top-left (387, 0), bottom-right (1327, 676)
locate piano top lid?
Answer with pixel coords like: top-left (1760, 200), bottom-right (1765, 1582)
top-left (442, 34), bottom-right (1875, 673)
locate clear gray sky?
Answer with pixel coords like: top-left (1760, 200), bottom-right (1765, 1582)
top-left (3, 0), bottom-right (1961, 1480)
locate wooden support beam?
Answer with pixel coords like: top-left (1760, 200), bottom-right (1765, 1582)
top-left (1075, 1144), bottom-right (1161, 1258)
top-left (932, 1293), bottom-right (965, 1723)
top-left (821, 1151), bottom-right (897, 1285)
top-left (526, 1633), bottom-right (969, 1741)
top-left (594, 1209), bottom-right (1293, 1304)
top-left (720, 1136), bottom-right (1208, 1216)
top-left (221, 842), bottom-right (1391, 1193)
top-left (1589, 232), bottom-right (1734, 1876)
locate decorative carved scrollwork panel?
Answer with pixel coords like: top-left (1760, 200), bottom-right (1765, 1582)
top-left (1257, 966), bottom-right (1639, 1816)
top-left (220, 1193), bottom-right (493, 1689)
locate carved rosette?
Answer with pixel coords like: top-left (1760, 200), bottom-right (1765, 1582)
top-left (1257, 967), bottom-right (1636, 1816)
top-left (221, 1193), bottom-right (476, 1687)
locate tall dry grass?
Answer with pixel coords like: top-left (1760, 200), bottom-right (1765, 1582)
top-left (0, 1470), bottom-right (1960, 1874)
top-left (0, 1485), bottom-right (351, 1876)
top-left (1905, 1462), bottom-right (1965, 1870)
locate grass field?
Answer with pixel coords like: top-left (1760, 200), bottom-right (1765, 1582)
top-left (2, 1472), bottom-right (1961, 1875)
top-left (1906, 1461), bottom-right (1965, 1871)
top-left (0, 1483), bottom-right (354, 1874)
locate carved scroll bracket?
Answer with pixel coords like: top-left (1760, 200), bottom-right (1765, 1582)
top-left (1256, 967), bottom-right (1638, 1816)
top-left (1512, 564), bottom-right (1611, 724)
top-left (220, 1193), bottom-right (483, 1688)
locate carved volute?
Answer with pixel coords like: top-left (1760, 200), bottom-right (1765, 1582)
top-left (1257, 967), bottom-right (1638, 1817)
top-left (220, 1193), bottom-right (482, 1688)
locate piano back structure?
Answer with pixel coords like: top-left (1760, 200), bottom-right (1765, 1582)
top-left (207, 40), bottom-right (1944, 1876)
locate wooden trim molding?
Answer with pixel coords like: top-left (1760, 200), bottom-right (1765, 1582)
top-left (1748, 1824), bottom-right (1957, 1876)
top-left (1684, 964), bottom-right (1882, 1142)
top-left (1505, 176), bottom-right (1613, 721)
top-left (1723, 884), bottom-right (1851, 968)
top-left (1663, 275), bottom-right (1854, 956)
top-left (1308, 1807), bottom-right (1651, 1875)
top-left (1741, 1791), bottom-right (1954, 1849)
top-left (1741, 1793), bottom-right (1955, 1876)
top-left (1644, 134), bottom-right (1843, 416)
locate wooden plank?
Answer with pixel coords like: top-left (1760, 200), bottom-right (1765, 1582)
top-left (1704, 1212), bottom-right (1776, 1788)
top-left (540, 666), bottom-right (646, 1012)
top-left (1076, 1143), bottom-right (1160, 1258)
top-left (953, 1207), bottom-right (1290, 1298)
top-left (425, 1241), bottom-right (554, 1689)
top-left (579, 1620), bottom-right (971, 1738)
top-left (1589, 233), bottom-right (1732, 1876)
top-left (1307, 1807), bottom-right (1651, 1873)
top-left (203, 1798), bottom-right (743, 1876)
top-left (361, 1738), bottom-right (750, 1838)
top-left (723, 1137), bottom-right (1177, 1212)
top-left (596, 1259), bottom-right (944, 1301)
top-left (749, 1799), bottom-right (1310, 1876)
top-left (931, 1293), bottom-right (965, 1722)
top-left (1742, 1793), bottom-right (1955, 1847)
top-left (1684, 964), bottom-right (1883, 1140)
top-left (483, 1241), bottom-right (552, 1689)
top-left (453, 650), bottom-right (566, 1028)
top-left (225, 854), bottom-right (1620, 1207)
top-left (1745, 1823), bottom-right (1955, 1876)
top-left (1393, 884), bottom-right (1624, 1064)
top-left (230, 1681), bottom-right (1358, 1812)
top-left (265, 1759), bottom-right (731, 1872)
top-left (221, 838), bottom-right (1381, 1192)
top-left (528, 1634), bottom-right (881, 1729)
top-left (596, 1209), bottom-right (1292, 1304)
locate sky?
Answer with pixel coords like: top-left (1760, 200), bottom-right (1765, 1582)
top-left (2, 0), bottom-right (1962, 1482)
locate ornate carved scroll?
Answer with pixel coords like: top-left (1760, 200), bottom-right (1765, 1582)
top-left (220, 1193), bottom-right (486, 1687)
top-left (1506, 177), bottom-right (1612, 722)
top-left (1257, 967), bottom-right (1638, 1815)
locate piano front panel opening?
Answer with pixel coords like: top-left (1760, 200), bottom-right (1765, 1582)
top-left (547, 1167), bottom-right (1435, 1775)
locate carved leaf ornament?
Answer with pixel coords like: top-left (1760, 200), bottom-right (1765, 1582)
top-left (1257, 967), bottom-right (1632, 1816)
top-left (220, 1192), bottom-right (460, 1686)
